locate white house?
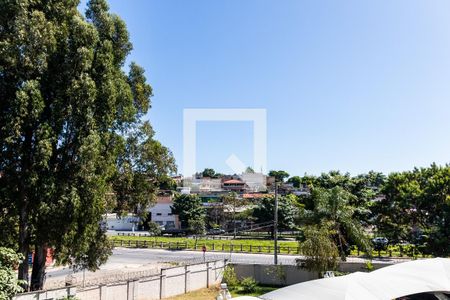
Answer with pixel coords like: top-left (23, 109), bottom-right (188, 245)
top-left (105, 213), bottom-right (140, 231)
top-left (148, 195), bottom-right (180, 229)
top-left (239, 172), bottom-right (267, 192)
top-left (182, 177), bottom-right (222, 193)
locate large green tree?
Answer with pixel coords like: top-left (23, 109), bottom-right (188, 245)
top-left (297, 225), bottom-right (339, 277)
top-left (171, 194), bottom-right (206, 232)
top-left (302, 187), bottom-right (372, 260)
top-left (287, 176), bottom-right (302, 188)
top-left (252, 195), bottom-right (298, 237)
top-left (0, 0), bottom-right (174, 290)
top-left (375, 164), bottom-right (450, 256)
top-left (222, 192), bottom-right (250, 238)
top-left (268, 170), bottom-right (290, 182)
top-left (202, 168), bottom-right (216, 178)
top-left (298, 171), bottom-right (384, 224)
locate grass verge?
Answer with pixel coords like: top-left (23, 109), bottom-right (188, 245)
top-left (110, 235), bottom-right (300, 254)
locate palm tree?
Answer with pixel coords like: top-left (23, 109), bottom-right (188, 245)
top-left (306, 187), bottom-right (372, 260)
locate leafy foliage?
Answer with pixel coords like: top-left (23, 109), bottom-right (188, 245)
top-left (147, 221), bottom-right (162, 242)
top-left (0, 248), bottom-right (25, 299)
top-left (202, 168), bottom-right (216, 178)
top-left (0, 0), bottom-right (175, 289)
top-left (374, 164), bottom-right (450, 256)
top-left (171, 194), bottom-right (205, 231)
top-left (240, 277), bottom-right (258, 293)
top-left (302, 187), bottom-right (372, 259)
top-left (298, 171), bottom-right (384, 219)
top-left (222, 192), bottom-right (248, 237)
top-left (365, 261), bottom-right (374, 272)
top-left (188, 217), bottom-right (206, 236)
top-left (268, 170), bottom-right (290, 182)
top-left (222, 265), bottom-right (239, 289)
top-left (287, 176), bottom-right (302, 188)
top-left (252, 195), bottom-right (298, 236)
top-left (297, 225), bottom-right (339, 276)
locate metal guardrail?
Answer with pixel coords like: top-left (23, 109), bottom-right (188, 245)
top-left (111, 239), bottom-right (430, 259)
top-left (111, 239), bottom-right (302, 254)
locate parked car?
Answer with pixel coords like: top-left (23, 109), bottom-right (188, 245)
top-left (207, 228), bottom-right (226, 235)
top-left (372, 237), bottom-right (389, 251)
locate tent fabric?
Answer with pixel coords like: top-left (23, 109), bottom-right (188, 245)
top-left (258, 258), bottom-right (450, 300)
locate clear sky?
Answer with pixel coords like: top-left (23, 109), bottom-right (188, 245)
top-left (81, 0), bottom-right (450, 176)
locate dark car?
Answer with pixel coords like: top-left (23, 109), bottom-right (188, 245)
top-left (372, 237), bottom-right (389, 251)
top-left (207, 228), bottom-right (226, 235)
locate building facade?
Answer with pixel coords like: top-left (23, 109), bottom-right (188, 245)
top-left (148, 195), bottom-right (180, 229)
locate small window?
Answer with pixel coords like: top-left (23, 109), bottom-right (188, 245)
top-left (156, 213), bottom-right (162, 216)
top-left (168, 213), bottom-right (173, 216)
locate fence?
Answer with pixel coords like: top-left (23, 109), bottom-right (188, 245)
top-left (115, 232), bottom-right (300, 239)
top-left (112, 238), bottom-right (430, 259)
top-left (111, 239), bottom-right (302, 255)
top-left (14, 260), bottom-right (226, 300)
top-left (44, 264), bottom-right (163, 290)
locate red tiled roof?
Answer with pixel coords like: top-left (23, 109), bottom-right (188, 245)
top-left (223, 179), bottom-right (244, 184)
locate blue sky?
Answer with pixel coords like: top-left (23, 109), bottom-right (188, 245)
top-left (81, 0), bottom-right (450, 176)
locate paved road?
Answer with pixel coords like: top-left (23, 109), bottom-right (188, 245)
top-left (46, 247), bottom-right (407, 285)
top-left (46, 248), bottom-right (297, 282)
top-left (110, 247), bottom-right (300, 265)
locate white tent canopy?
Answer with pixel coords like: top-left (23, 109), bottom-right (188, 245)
top-left (240, 258), bottom-right (450, 300)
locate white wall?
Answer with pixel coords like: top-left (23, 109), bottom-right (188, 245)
top-left (149, 203), bottom-right (178, 229)
top-left (106, 214), bottom-right (140, 231)
top-left (14, 260), bottom-right (226, 300)
top-left (232, 261), bottom-right (392, 286)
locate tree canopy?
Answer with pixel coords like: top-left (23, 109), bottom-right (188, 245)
top-left (374, 164), bottom-right (450, 256)
top-left (301, 187), bottom-right (372, 260)
top-left (0, 0), bottom-right (175, 290)
top-left (297, 225), bottom-right (339, 276)
top-left (171, 194), bottom-right (206, 232)
top-left (268, 170), bottom-right (290, 182)
top-left (202, 168), bottom-right (216, 178)
top-left (252, 195), bottom-right (298, 236)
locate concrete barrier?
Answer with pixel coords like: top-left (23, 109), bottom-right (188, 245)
top-left (14, 260), bottom-right (226, 300)
top-left (232, 260), bottom-right (392, 286)
top-left (13, 286), bottom-right (77, 300)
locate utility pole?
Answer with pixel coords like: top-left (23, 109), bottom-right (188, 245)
top-left (274, 181), bottom-right (278, 265)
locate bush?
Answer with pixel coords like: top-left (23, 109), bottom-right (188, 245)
top-left (365, 261), bottom-right (374, 272)
top-left (0, 247), bottom-right (25, 299)
top-left (223, 265), bottom-right (239, 289)
top-left (240, 277), bottom-right (257, 293)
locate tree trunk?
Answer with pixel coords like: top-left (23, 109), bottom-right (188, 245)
top-left (18, 128), bottom-right (33, 290)
top-left (18, 192), bottom-right (30, 291)
top-left (31, 244), bottom-right (47, 291)
top-left (18, 206), bottom-right (29, 291)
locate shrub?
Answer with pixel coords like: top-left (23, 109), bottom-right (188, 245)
top-left (240, 277), bottom-right (257, 293)
top-left (365, 261), bottom-right (374, 272)
top-left (223, 265), bottom-right (239, 289)
top-left (0, 247), bottom-right (25, 299)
